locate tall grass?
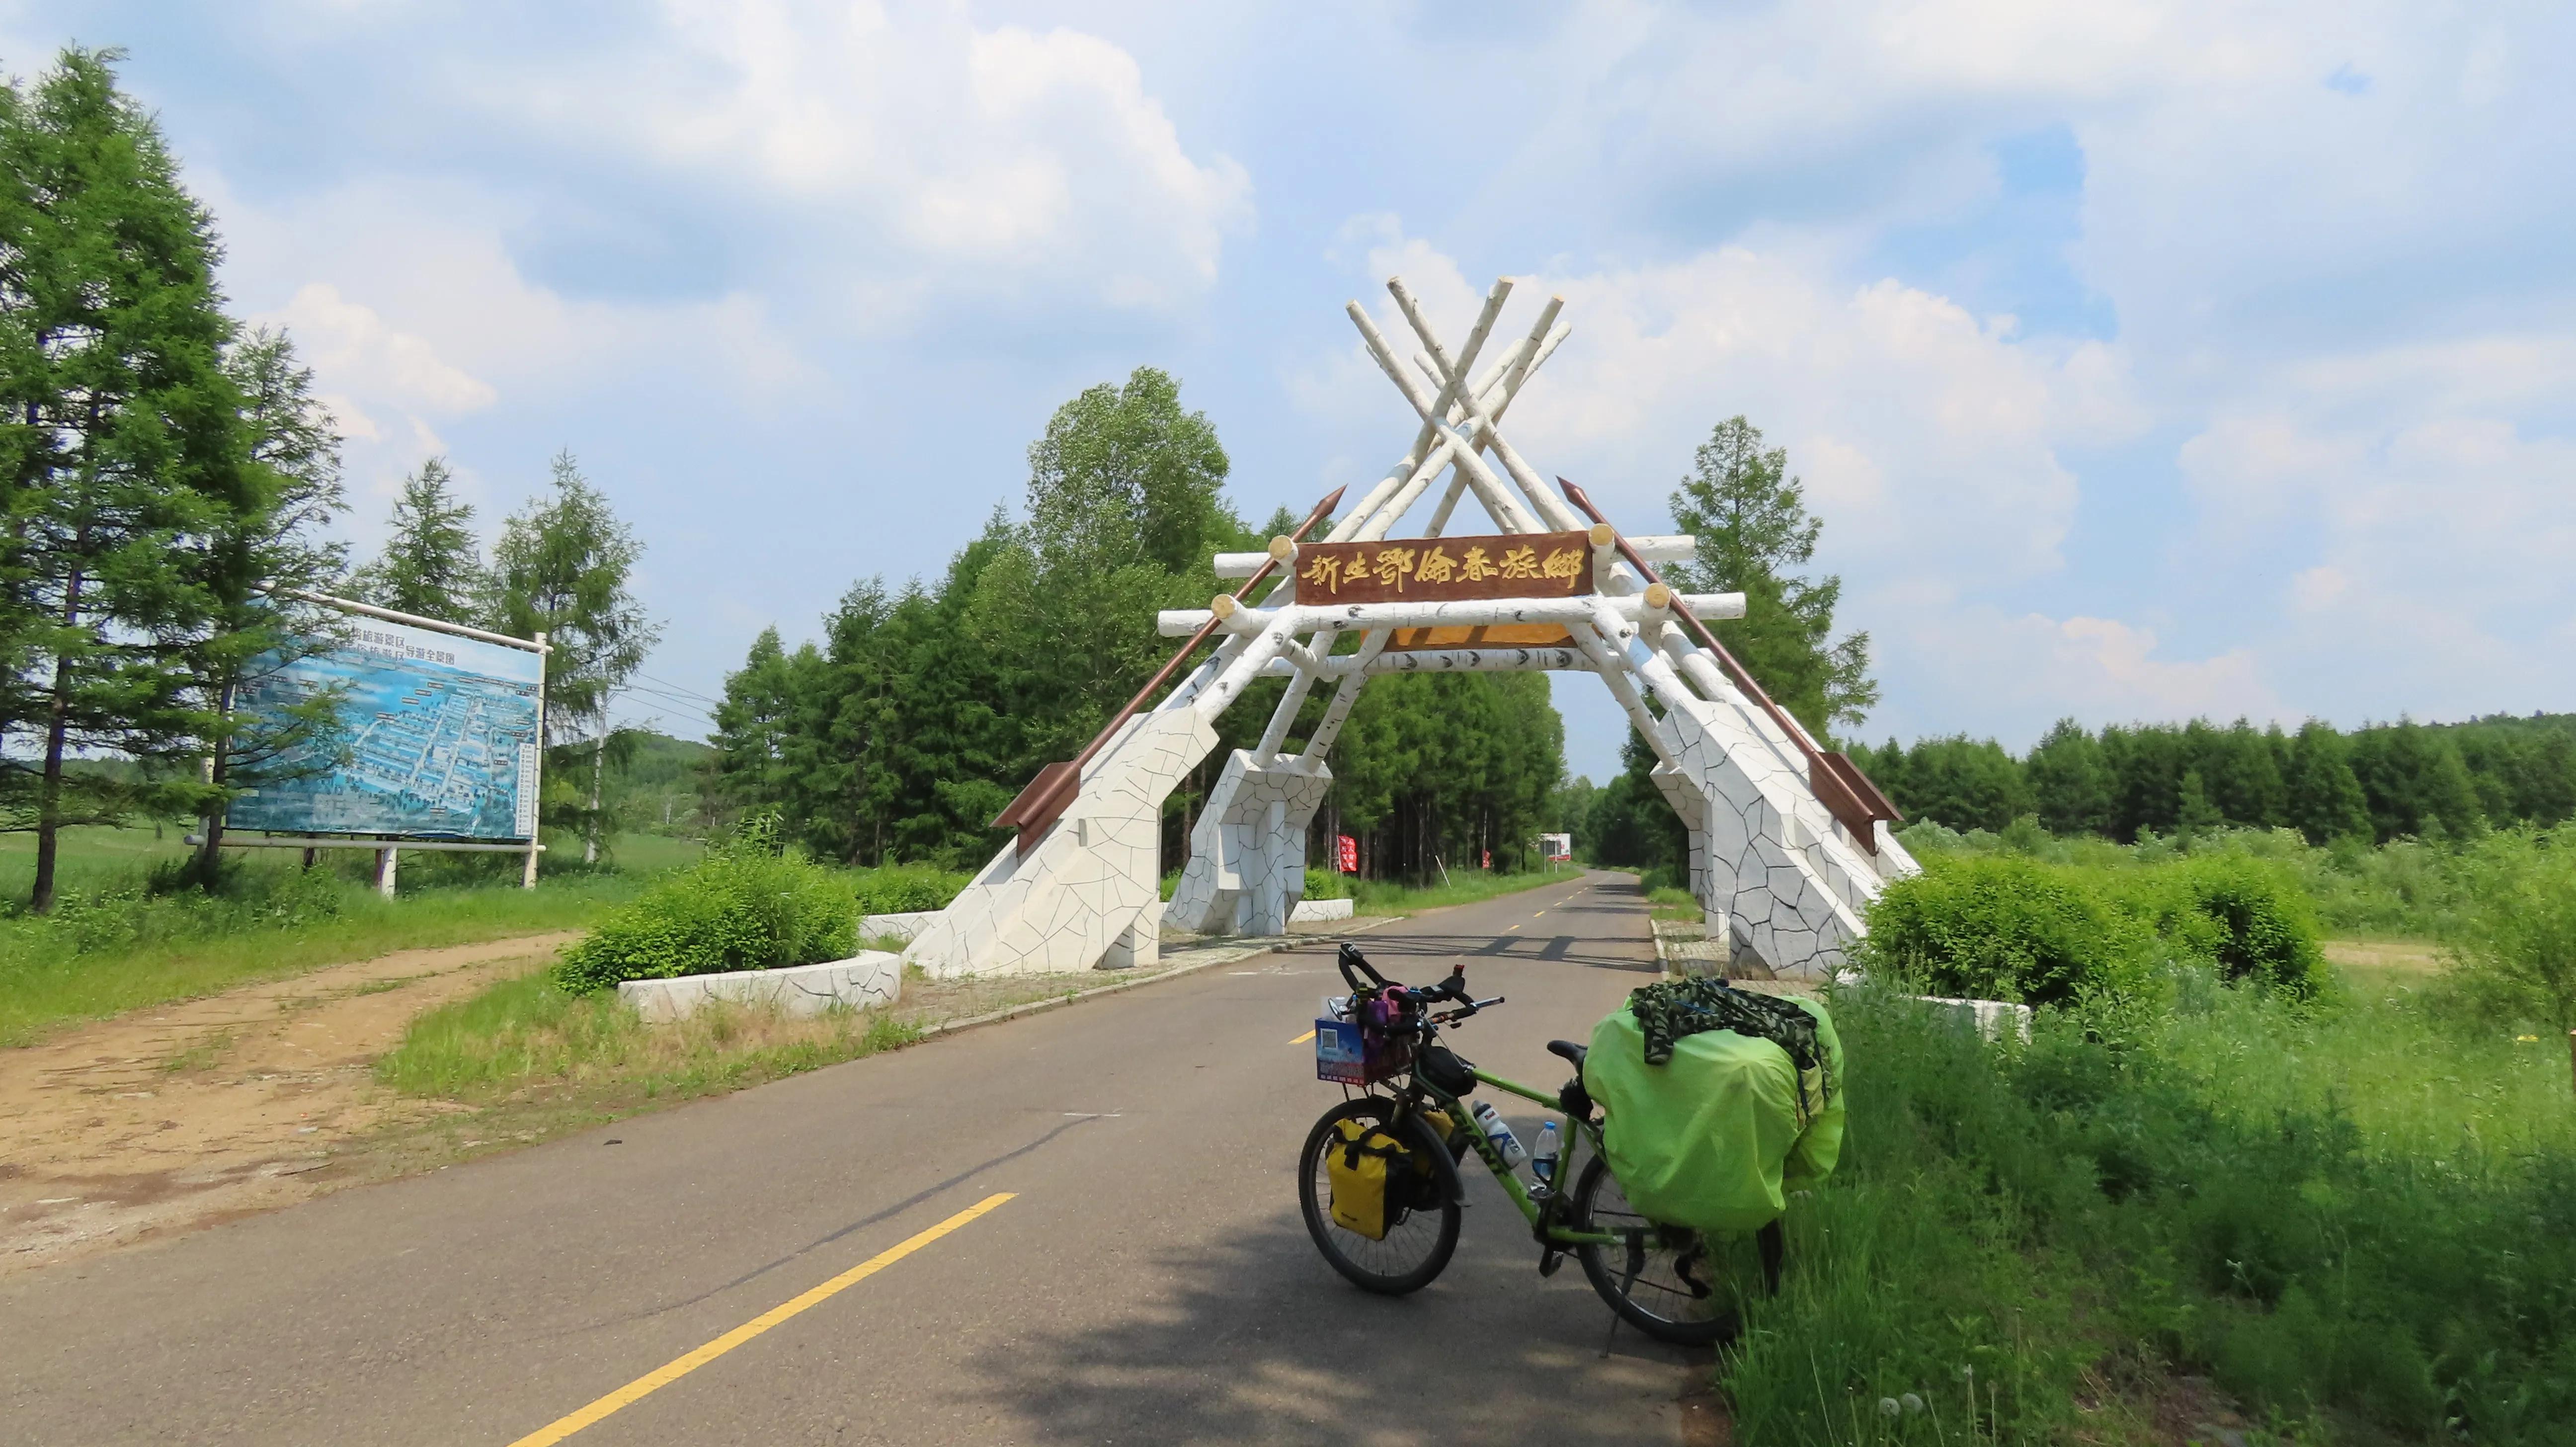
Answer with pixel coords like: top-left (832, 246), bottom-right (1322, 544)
top-left (1724, 980), bottom-right (2576, 1444)
top-left (375, 970), bottom-right (918, 1105)
top-left (0, 836), bottom-right (696, 1046)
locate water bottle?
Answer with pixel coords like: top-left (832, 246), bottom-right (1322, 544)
top-left (1470, 1101), bottom-right (1527, 1167)
top-left (1531, 1121), bottom-right (1560, 1185)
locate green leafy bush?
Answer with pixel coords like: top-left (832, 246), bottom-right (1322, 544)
top-left (554, 843), bottom-right (856, 994)
top-left (1857, 855), bottom-right (2152, 1005)
top-left (2162, 853), bottom-right (2328, 996)
top-left (1301, 866), bottom-right (1350, 901)
top-left (850, 864), bottom-right (968, 915)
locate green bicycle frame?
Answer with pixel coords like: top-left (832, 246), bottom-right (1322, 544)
top-left (1395, 1064), bottom-right (1625, 1249)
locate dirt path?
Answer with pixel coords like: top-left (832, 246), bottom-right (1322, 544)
top-left (0, 931), bottom-right (573, 1273)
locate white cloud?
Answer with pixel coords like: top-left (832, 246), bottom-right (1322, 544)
top-left (1304, 226), bottom-right (2138, 591)
top-left (264, 282), bottom-right (497, 415)
top-left (485, 0), bottom-right (1251, 318)
top-left (1888, 608), bottom-right (2281, 739)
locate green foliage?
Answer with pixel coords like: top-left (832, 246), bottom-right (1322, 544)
top-left (1664, 415), bottom-right (1876, 734)
top-left (1858, 854), bottom-right (2155, 1006)
top-left (1301, 865), bottom-right (1349, 901)
top-left (2441, 827), bottom-right (2576, 1036)
top-left (375, 967), bottom-right (919, 1104)
top-left (351, 457), bottom-right (484, 621)
top-left (1865, 840), bottom-right (2330, 1004)
top-left (1865, 712), bottom-right (2576, 850)
top-left (850, 863), bottom-right (969, 915)
top-left (552, 827), bottom-right (857, 994)
top-left (1727, 982), bottom-right (2576, 1444)
top-left (0, 48), bottom-right (256, 907)
top-left (2165, 853), bottom-right (2328, 996)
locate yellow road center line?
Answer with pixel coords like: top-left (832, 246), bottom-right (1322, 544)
top-left (1289, 1028), bottom-right (1316, 1045)
top-left (506, 1193), bottom-right (1017, 1447)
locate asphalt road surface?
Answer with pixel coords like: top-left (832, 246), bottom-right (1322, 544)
top-left (2, 872), bottom-right (1699, 1446)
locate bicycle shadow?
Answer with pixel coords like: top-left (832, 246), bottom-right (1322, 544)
top-left (955, 1185), bottom-right (1707, 1446)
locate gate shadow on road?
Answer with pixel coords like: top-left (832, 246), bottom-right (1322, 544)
top-left (959, 1195), bottom-right (1701, 1446)
top-left (1281, 934), bottom-right (1658, 974)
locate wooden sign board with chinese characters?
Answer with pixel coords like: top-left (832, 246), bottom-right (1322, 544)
top-left (1293, 529), bottom-right (1594, 605)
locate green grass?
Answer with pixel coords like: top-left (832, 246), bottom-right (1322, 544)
top-left (375, 969), bottom-right (919, 1106)
top-left (0, 830), bottom-right (705, 1047)
top-left (1720, 972), bottom-right (2576, 1444)
top-left (1348, 865), bottom-right (1576, 916)
top-left (1647, 884), bottom-right (1701, 922)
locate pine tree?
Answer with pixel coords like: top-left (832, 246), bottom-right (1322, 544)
top-left (0, 50), bottom-right (245, 910)
top-left (487, 451), bottom-right (659, 863)
top-left (2283, 720), bottom-right (2371, 844)
top-left (2024, 719), bottom-right (2111, 837)
top-left (2175, 768), bottom-right (2224, 839)
top-left (181, 327), bottom-right (348, 879)
top-left (1665, 416), bottom-right (1876, 735)
top-left (353, 457), bottom-right (483, 621)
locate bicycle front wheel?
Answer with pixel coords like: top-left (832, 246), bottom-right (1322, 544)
top-left (1297, 1097), bottom-right (1460, 1296)
top-left (1569, 1155), bottom-right (1775, 1346)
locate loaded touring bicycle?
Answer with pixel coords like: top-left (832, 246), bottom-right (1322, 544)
top-left (1298, 942), bottom-right (1841, 1346)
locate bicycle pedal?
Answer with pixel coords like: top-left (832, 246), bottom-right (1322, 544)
top-left (1537, 1248), bottom-right (1564, 1278)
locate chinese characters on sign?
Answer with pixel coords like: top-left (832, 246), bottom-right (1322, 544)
top-left (1293, 529), bottom-right (1595, 605)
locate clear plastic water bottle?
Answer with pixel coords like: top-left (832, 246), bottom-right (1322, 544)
top-left (1531, 1121), bottom-right (1560, 1184)
top-left (1470, 1101), bottom-right (1527, 1167)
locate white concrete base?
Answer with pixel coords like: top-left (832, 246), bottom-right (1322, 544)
top-left (1289, 897), bottom-right (1354, 923)
top-left (618, 953), bottom-right (903, 1024)
top-left (860, 911), bottom-right (942, 944)
top-left (1912, 994), bottom-right (2033, 1043)
top-left (1100, 900), bottom-right (1164, 969)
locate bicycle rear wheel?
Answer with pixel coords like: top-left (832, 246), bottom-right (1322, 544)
top-left (1569, 1155), bottom-right (1776, 1346)
top-left (1297, 1097), bottom-right (1460, 1296)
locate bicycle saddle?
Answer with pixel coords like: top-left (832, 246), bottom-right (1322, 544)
top-left (1545, 1039), bottom-right (1589, 1068)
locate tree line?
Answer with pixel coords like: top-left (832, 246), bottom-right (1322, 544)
top-left (1852, 713), bottom-right (2576, 846)
top-left (709, 366), bottom-right (1565, 879)
top-left (0, 50), bottom-right (656, 907)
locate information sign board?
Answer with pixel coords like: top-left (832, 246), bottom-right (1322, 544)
top-left (1292, 529), bottom-right (1595, 605)
top-left (227, 617), bottom-right (544, 839)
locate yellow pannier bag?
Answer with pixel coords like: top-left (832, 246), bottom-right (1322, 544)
top-left (1326, 1118), bottom-right (1416, 1240)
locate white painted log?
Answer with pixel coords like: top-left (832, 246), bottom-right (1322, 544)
top-left (1391, 282), bottom-right (1584, 533)
top-left (1348, 297), bottom-right (1542, 534)
top-left (1341, 646), bottom-right (1591, 674)
top-left (1626, 534), bottom-right (1698, 562)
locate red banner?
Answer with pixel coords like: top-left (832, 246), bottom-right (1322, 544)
top-left (1336, 834), bottom-right (1358, 873)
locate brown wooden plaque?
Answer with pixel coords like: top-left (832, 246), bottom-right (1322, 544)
top-left (1291, 530), bottom-right (1594, 605)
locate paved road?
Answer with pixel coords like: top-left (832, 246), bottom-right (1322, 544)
top-left (2, 872), bottom-right (1693, 1446)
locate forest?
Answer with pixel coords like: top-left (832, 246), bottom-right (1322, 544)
top-left (705, 367), bottom-right (1568, 880)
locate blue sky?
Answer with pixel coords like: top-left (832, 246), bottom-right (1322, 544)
top-left (17, 0), bottom-right (2572, 779)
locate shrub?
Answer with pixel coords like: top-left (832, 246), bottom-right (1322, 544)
top-left (1857, 855), bottom-right (2152, 1005)
top-left (2441, 827), bottom-right (2576, 1042)
top-left (2162, 853), bottom-right (2329, 996)
top-left (1301, 866), bottom-right (1350, 901)
top-left (553, 844), bottom-right (856, 994)
top-left (850, 864), bottom-right (968, 916)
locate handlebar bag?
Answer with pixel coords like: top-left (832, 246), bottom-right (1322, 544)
top-left (1325, 1118), bottom-right (1421, 1239)
top-left (1581, 994), bottom-right (1846, 1234)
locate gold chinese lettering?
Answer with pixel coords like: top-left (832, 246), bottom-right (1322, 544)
top-left (1540, 547), bottom-right (1583, 583)
top-left (1499, 545), bottom-right (1541, 580)
top-left (1301, 554), bottom-right (1343, 594)
top-left (1414, 545), bottom-right (1456, 584)
top-left (1458, 546), bottom-right (1496, 581)
top-left (1373, 546), bottom-right (1417, 590)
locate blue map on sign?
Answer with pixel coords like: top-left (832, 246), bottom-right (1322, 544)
top-left (226, 618), bottom-right (543, 840)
